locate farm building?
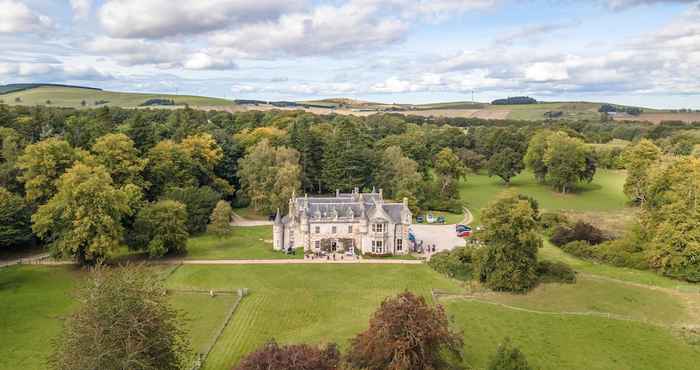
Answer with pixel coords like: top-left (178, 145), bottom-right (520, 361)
top-left (273, 188), bottom-right (412, 255)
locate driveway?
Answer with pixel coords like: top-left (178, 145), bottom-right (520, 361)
top-left (410, 207), bottom-right (472, 254)
top-left (230, 212), bottom-right (273, 227)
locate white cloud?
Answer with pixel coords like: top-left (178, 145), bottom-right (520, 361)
top-left (524, 62), bottom-right (569, 82)
top-left (70, 0), bottom-right (92, 19)
top-left (0, 0), bottom-right (53, 33)
top-left (183, 53), bottom-right (237, 70)
top-left (98, 0), bottom-right (307, 38)
top-left (210, 1), bottom-right (408, 58)
top-left (0, 62), bottom-right (112, 81)
top-left (605, 0), bottom-right (697, 10)
top-left (85, 37), bottom-right (185, 67)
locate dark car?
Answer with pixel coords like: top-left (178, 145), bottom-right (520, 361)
top-left (416, 216), bottom-right (424, 223)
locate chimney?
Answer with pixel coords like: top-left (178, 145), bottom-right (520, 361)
top-left (403, 197), bottom-right (408, 207)
top-left (336, 189), bottom-right (340, 197)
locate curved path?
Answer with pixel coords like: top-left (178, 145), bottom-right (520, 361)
top-left (230, 212), bottom-right (273, 227)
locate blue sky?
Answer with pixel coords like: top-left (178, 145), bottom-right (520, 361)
top-left (1, 0), bottom-right (699, 108)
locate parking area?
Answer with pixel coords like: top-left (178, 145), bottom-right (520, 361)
top-left (411, 224), bottom-right (466, 253)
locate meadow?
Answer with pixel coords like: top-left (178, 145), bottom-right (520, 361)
top-left (0, 86), bottom-right (233, 109)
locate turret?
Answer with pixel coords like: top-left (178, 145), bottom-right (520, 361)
top-left (273, 208), bottom-right (284, 250)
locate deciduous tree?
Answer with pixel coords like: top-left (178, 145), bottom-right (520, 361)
top-left (130, 200), bottom-right (189, 257)
top-left (0, 187), bottom-right (32, 248)
top-left (32, 163), bottom-right (131, 264)
top-left (487, 338), bottom-right (532, 370)
top-left (347, 291), bottom-right (463, 370)
top-left (91, 133), bottom-right (147, 187)
top-left (208, 200), bottom-right (233, 237)
top-left (623, 139), bottom-right (661, 204)
top-left (164, 186), bottom-right (221, 234)
top-left (49, 264), bottom-right (190, 370)
top-left (17, 138), bottom-right (81, 204)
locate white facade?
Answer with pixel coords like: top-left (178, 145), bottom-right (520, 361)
top-left (273, 188), bottom-right (412, 255)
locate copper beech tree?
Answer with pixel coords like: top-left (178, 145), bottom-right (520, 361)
top-left (347, 291), bottom-right (464, 370)
top-left (234, 340), bottom-right (341, 370)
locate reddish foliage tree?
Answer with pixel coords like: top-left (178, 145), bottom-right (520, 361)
top-left (347, 291), bottom-right (463, 370)
top-left (233, 340), bottom-right (340, 370)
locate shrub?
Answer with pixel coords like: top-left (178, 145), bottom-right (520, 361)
top-left (428, 247), bottom-right (474, 281)
top-left (560, 240), bottom-right (596, 259)
top-left (550, 221), bottom-right (607, 246)
top-left (487, 338), bottom-right (532, 370)
top-left (539, 212), bottom-right (568, 232)
top-left (537, 260), bottom-right (576, 284)
top-left (234, 340), bottom-right (340, 370)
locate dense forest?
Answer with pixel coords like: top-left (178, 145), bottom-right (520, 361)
top-left (1, 104), bottom-right (699, 279)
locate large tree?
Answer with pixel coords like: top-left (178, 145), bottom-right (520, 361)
top-left (238, 140), bottom-right (301, 214)
top-left (234, 340), bottom-right (340, 370)
top-left (144, 140), bottom-right (197, 199)
top-left (130, 200), bottom-right (189, 257)
top-left (347, 291), bottom-right (463, 370)
top-left (208, 200), bottom-right (234, 237)
top-left (525, 131), bottom-right (596, 193)
top-left (0, 187), bottom-right (32, 248)
top-left (375, 146), bottom-right (421, 209)
top-left (32, 163), bottom-right (132, 264)
top-left (476, 195), bottom-right (541, 292)
top-left (0, 127), bottom-right (25, 192)
top-left (17, 138), bottom-right (81, 204)
top-left (91, 133), bottom-right (147, 188)
top-left (321, 119), bottom-right (374, 192)
top-left (644, 157), bottom-right (700, 282)
top-left (487, 148), bottom-right (525, 185)
top-left (49, 264), bottom-right (190, 370)
top-left (623, 139), bottom-right (661, 205)
top-left (164, 186), bottom-right (221, 234)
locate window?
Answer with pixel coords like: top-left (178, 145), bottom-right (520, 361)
top-left (315, 241), bottom-right (320, 249)
top-left (348, 225), bottom-right (353, 233)
top-left (315, 226), bottom-right (320, 234)
top-left (332, 226), bottom-right (337, 234)
top-left (396, 239), bottom-right (403, 251)
top-left (372, 223), bottom-right (385, 233)
top-left (371, 240), bottom-right (384, 253)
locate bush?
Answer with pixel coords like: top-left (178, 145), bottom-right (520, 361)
top-left (234, 340), bottom-right (340, 370)
top-left (140, 98), bottom-right (175, 106)
top-left (550, 221), bottom-right (607, 246)
top-left (539, 212), bottom-right (568, 232)
top-left (428, 247), bottom-right (474, 281)
top-left (537, 260), bottom-right (576, 284)
top-left (560, 240), bottom-right (649, 270)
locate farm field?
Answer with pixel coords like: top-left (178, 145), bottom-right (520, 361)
top-left (613, 112), bottom-right (700, 124)
top-left (0, 86), bottom-right (233, 109)
top-left (186, 226), bottom-right (302, 260)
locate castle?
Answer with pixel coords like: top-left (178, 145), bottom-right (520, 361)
top-left (273, 188), bottom-right (412, 255)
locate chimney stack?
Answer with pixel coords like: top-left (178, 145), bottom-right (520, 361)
top-left (403, 197), bottom-right (408, 207)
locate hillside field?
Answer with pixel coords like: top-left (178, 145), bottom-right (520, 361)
top-left (0, 86), bottom-right (233, 109)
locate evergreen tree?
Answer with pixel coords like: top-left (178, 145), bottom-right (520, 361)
top-left (321, 119), bottom-right (374, 192)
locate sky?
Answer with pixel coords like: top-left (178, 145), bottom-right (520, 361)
top-left (1, 0), bottom-right (699, 108)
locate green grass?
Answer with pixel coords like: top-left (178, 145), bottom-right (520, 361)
top-left (165, 264), bottom-right (463, 369)
top-left (232, 207), bottom-right (270, 221)
top-left (169, 292), bottom-right (234, 355)
top-left (0, 266), bottom-right (78, 370)
top-left (185, 226), bottom-right (302, 260)
top-left (483, 102), bottom-right (602, 121)
top-left (449, 299), bottom-right (700, 370)
top-left (0, 86), bottom-right (233, 109)
top-left (459, 169), bottom-right (629, 225)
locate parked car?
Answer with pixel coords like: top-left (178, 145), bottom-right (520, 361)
top-left (456, 224), bottom-right (472, 232)
top-left (436, 216), bottom-right (446, 224)
top-left (416, 216), bottom-right (424, 223)
top-left (457, 230), bottom-right (471, 238)
top-left (426, 213), bottom-right (436, 223)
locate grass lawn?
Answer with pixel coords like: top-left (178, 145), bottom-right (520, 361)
top-left (449, 299), bottom-right (700, 370)
top-left (459, 169), bottom-right (629, 225)
top-left (169, 292), bottom-right (234, 355)
top-left (232, 207), bottom-right (270, 221)
top-left (185, 226), bottom-right (302, 260)
top-left (165, 264), bottom-right (463, 369)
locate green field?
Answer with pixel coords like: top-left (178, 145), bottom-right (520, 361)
top-left (2, 257), bottom-right (699, 370)
top-left (492, 102), bottom-right (602, 121)
top-left (186, 226), bottom-right (302, 260)
top-left (0, 86), bottom-right (233, 109)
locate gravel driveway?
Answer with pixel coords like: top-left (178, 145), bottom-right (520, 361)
top-left (411, 224), bottom-right (466, 253)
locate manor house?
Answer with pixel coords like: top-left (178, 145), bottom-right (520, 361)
top-left (273, 188), bottom-right (412, 255)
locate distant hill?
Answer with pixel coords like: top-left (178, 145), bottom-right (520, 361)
top-left (0, 84), bottom-right (232, 108)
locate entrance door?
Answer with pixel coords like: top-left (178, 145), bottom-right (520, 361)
top-left (331, 241), bottom-right (337, 252)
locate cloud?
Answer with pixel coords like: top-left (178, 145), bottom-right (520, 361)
top-left (524, 62), bottom-right (569, 82)
top-left (605, 0), bottom-right (697, 10)
top-left (70, 0), bottom-right (93, 19)
top-left (98, 0), bottom-right (307, 38)
top-left (493, 21), bottom-right (580, 45)
top-left (0, 62), bottom-right (113, 81)
top-left (0, 0), bottom-right (53, 33)
top-left (183, 53), bottom-right (237, 70)
top-left (210, 1), bottom-right (408, 58)
top-left (85, 37), bottom-right (185, 67)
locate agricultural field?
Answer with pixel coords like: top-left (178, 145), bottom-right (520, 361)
top-left (613, 112), bottom-right (700, 124)
top-left (0, 86), bottom-right (233, 109)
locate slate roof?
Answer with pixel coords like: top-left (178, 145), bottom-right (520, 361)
top-left (283, 191), bottom-right (409, 225)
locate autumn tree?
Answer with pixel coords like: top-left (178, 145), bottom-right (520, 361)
top-left (130, 200), bottom-right (189, 257)
top-left (347, 291), bottom-right (463, 370)
top-left (49, 264), bottom-right (190, 370)
top-left (32, 163), bottom-right (132, 264)
top-left (476, 194), bottom-right (541, 292)
top-left (487, 338), bottom-right (532, 370)
top-left (643, 157), bottom-right (700, 281)
top-left (234, 340), bottom-right (340, 370)
top-left (17, 138), bottom-right (81, 204)
top-left (144, 139), bottom-right (197, 199)
top-left (623, 139), bottom-right (661, 204)
top-left (91, 133), bottom-right (147, 187)
top-left (0, 187), bottom-right (32, 248)
top-left (238, 139), bottom-right (301, 214)
top-left (208, 200), bottom-right (234, 237)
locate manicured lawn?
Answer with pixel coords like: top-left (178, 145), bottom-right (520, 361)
top-left (459, 169), bottom-right (629, 225)
top-left (165, 264), bottom-right (463, 369)
top-left (0, 266), bottom-right (78, 370)
top-left (169, 292), bottom-right (234, 356)
top-left (185, 226), bottom-right (302, 260)
top-left (449, 299), bottom-right (700, 370)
